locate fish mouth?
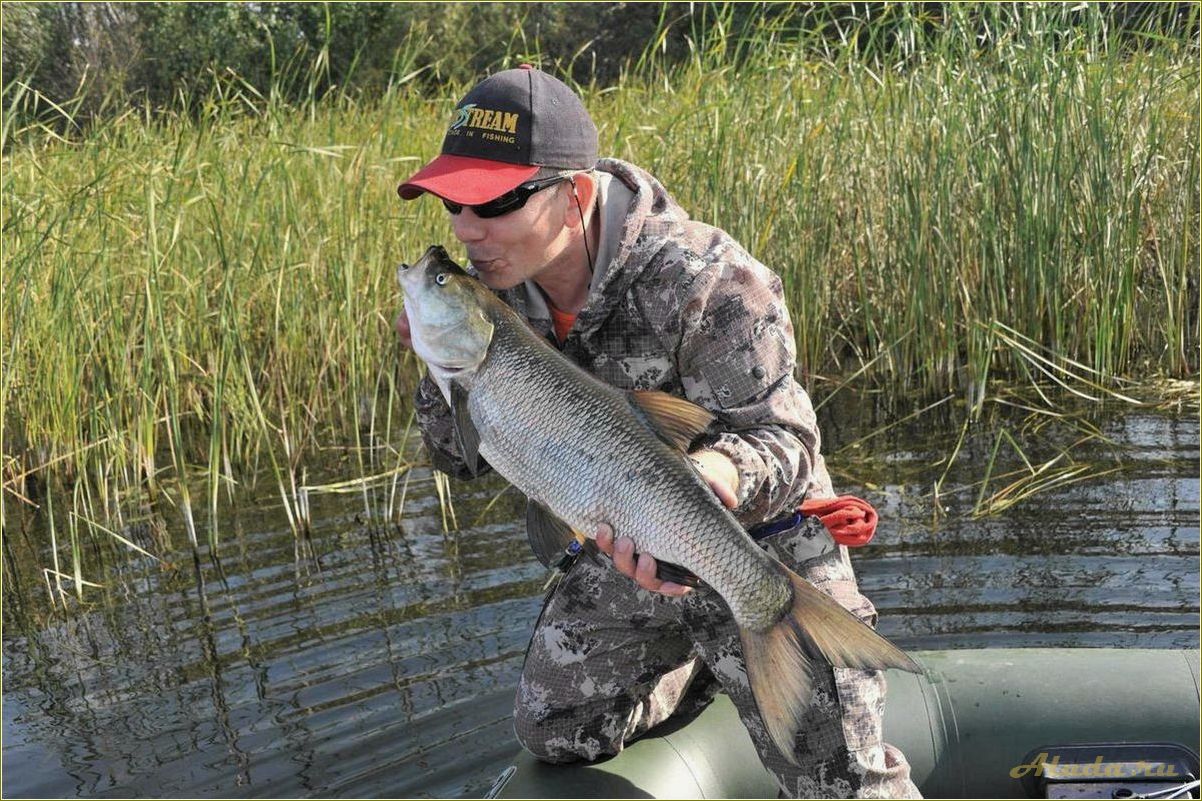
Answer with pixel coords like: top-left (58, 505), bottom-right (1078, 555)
top-left (426, 360), bottom-right (470, 377)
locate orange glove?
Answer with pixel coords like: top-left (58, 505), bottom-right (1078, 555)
top-left (800, 495), bottom-right (878, 547)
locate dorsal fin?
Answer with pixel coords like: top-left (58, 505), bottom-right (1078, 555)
top-left (628, 391), bottom-right (714, 452)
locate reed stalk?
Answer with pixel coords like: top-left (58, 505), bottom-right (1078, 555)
top-left (2, 4), bottom-right (1195, 575)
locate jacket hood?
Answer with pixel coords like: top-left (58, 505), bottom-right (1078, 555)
top-left (571, 158), bottom-right (691, 340)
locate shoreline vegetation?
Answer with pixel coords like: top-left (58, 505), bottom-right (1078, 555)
top-left (2, 4), bottom-right (1198, 596)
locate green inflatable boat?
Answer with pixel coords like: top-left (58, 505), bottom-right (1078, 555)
top-left (487, 648), bottom-right (1200, 799)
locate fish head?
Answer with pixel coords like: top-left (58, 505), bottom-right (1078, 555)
top-left (397, 245), bottom-right (495, 382)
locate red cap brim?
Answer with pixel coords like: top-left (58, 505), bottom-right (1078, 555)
top-left (397, 154), bottom-right (539, 204)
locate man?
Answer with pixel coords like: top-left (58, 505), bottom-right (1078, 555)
top-left (395, 65), bottom-right (919, 799)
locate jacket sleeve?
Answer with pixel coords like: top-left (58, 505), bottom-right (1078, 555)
top-left (675, 257), bottom-right (834, 525)
top-left (414, 372), bottom-right (492, 480)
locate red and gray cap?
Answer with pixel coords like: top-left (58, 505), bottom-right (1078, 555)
top-left (397, 65), bottom-right (598, 204)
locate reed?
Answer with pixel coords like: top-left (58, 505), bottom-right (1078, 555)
top-left (621, 3), bottom-right (1198, 404)
top-left (2, 4), bottom-right (1196, 586)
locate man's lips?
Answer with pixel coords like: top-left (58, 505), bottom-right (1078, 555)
top-left (471, 258), bottom-right (502, 272)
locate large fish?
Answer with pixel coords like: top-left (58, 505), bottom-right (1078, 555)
top-left (398, 244), bottom-right (921, 762)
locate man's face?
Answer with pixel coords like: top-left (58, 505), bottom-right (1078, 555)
top-left (446, 183), bottom-right (570, 291)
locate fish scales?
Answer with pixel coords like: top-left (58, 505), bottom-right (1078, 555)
top-left (470, 310), bottom-right (790, 628)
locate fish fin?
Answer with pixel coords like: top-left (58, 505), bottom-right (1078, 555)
top-left (525, 500), bottom-right (576, 568)
top-left (738, 613), bottom-right (814, 765)
top-left (580, 538), bottom-right (603, 566)
top-left (450, 382), bottom-right (481, 476)
top-left (739, 566), bottom-right (922, 764)
top-left (783, 568), bottom-right (922, 674)
top-left (628, 391), bottom-right (714, 452)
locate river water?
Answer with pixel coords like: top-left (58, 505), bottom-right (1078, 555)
top-left (3, 399), bottom-right (1198, 798)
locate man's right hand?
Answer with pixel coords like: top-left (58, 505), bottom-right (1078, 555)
top-left (595, 524), bottom-right (692, 598)
top-left (395, 307), bottom-right (413, 350)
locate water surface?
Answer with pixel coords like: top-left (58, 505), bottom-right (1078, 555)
top-left (3, 401), bottom-right (1198, 797)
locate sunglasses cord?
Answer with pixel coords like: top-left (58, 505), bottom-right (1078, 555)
top-left (572, 178), bottom-right (594, 275)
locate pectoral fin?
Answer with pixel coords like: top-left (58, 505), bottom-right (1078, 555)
top-left (628, 390), bottom-right (714, 452)
top-left (450, 382), bottom-right (481, 477)
top-left (525, 500), bottom-right (578, 568)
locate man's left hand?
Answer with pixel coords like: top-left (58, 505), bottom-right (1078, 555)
top-left (688, 448), bottom-right (740, 510)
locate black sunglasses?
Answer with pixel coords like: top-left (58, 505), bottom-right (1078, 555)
top-left (441, 174), bottom-right (572, 219)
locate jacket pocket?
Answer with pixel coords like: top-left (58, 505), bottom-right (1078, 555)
top-left (832, 666), bottom-right (888, 752)
top-left (824, 579), bottom-right (886, 752)
top-left (695, 326), bottom-right (793, 410)
top-left (758, 514), bottom-right (837, 568)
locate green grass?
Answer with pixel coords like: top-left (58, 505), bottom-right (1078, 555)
top-left (623, 4), bottom-right (1198, 400)
top-left (2, 4), bottom-right (1197, 585)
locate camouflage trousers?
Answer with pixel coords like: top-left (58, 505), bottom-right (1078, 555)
top-left (514, 515), bottom-right (921, 799)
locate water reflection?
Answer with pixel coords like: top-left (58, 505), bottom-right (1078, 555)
top-left (3, 405), bottom-right (1198, 797)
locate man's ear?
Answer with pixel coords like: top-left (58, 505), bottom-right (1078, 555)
top-left (563, 172), bottom-right (597, 229)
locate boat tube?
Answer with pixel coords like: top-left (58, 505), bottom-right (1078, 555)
top-left (488, 648), bottom-right (1200, 799)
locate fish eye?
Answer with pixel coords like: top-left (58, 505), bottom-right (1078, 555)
top-left (398, 262), bottom-right (410, 272)
top-left (435, 273), bottom-right (448, 286)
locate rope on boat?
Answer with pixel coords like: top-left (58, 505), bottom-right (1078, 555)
top-left (1130, 779), bottom-right (1202, 800)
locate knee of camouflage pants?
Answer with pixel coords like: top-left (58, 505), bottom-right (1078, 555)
top-left (512, 685), bottom-right (618, 764)
top-left (514, 558), bottom-right (698, 764)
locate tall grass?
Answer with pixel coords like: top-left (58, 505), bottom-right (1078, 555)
top-left (618, 4), bottom-right (1198, 400)
top-left (2, 4), bottom-right (1197, 587)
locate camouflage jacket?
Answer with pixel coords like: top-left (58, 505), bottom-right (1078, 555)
top-left (413, 158), bottom-right (834, 527)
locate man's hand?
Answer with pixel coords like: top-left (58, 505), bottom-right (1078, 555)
top-left (594, 449), bottom-right (739, 597)
top-left (596, 524), bottom-right (693, 597)
top-left (395, 307), bottom-right (413, 350)
top-left (688, 448), bottom-right (740, 510)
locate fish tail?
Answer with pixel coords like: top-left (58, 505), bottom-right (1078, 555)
top-left (739, 566), bottom-right (922, 764)
top-left (738, 614), bottom-right (813, 766)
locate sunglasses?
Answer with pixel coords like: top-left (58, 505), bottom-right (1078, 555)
top-left (440, 174), bottom-right (572, 219)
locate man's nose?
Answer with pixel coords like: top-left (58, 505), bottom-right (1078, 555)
top-left (450, 209), bottom-right (486, 243)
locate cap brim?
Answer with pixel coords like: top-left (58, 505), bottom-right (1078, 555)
top-left (398, 154), bottom-right (539, 204)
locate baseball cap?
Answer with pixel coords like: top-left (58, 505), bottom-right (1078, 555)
top-left (398, 65), bottom-right (598, 205)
